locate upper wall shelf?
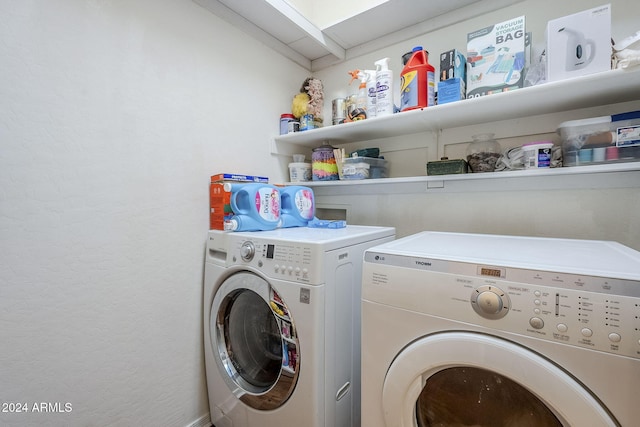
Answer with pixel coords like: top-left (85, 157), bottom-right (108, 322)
top-left (271, 68), bottom-right (640, 154)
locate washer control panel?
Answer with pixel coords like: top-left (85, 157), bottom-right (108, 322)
top-left (227, 237), bottom-right (324, 285)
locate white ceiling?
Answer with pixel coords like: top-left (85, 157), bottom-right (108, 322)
top-left (193, 0), bottom-right (523, 70)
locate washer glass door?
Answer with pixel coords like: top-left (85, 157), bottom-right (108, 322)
top-left (211, 271), bottom-right (299, 410)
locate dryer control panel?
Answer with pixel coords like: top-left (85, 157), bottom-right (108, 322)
top-left (363, 251), bottom-right (640, 360)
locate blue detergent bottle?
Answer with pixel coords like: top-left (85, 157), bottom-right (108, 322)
top-left (224, 183), bottom-right (282, 231)
top-left (280, 186), bottom-right (315, 228)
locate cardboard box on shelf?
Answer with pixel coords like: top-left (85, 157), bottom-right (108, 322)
top-left (210, 173), bottom-right (269, 183)
top-left (439, 49), bottom-right (466, 82)
top-left (546, 4), bottom-right (611, 82)
top-left (466, 15), bottom-right (526, 98)
top-left (437, 78), bottom-right (466, 105)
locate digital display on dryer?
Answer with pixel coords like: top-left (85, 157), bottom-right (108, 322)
top-left (479, 266), bottom-right (504, 278)
top-left (266, 244), bottom-right (275, 259)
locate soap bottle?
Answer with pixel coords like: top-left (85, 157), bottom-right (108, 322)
top-left (348, 69), bottom-right (372, 120)
top-left (280, 186), bottom-right (315, 228)
top-left (400, 46), bottom-right (435, 111)
top-left (356, 72), bottom-right (368, 113)
top-left (364, 70), bottom-right (377, 118)
top-left (224, 183), bottom-right (282, 231)
top-left (375, 58), bottom-right (394, 117)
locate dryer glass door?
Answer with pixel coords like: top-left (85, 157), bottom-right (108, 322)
top-left (211, 272), bottom-right (299, 410)
top-left (382, 332), bottom-right (617, 427)
top-left (416, 366), bottom-right (561, 426)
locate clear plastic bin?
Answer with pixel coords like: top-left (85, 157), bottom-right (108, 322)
top-left (558, 110), bottom-right (640, 166)
top-left (341, 157), bottom-right (388, 180)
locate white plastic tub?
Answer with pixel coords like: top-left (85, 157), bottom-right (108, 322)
top-left (522, 141), bottom-right (554, 169)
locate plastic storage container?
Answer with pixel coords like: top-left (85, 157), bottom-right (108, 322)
top-left (280, 113), bottom-right (295, 135)
top-left (288, 162), bottom-right (311, 182)
top-left (558, 110), bottom-right (640, 166)
top-left (522, 141), bottom-right (554, 169)
top-left (341, 157), bottom-right (388, 180)
top-left (288, 154), bottom-right (311, 182)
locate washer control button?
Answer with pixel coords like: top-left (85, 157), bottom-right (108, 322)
top-left (608, 333), bottom-right (622, 343)
top-left (556, 323), bottom-right (568, 333)
top-left (581, 328), bottom-right (593, 338)
top-left (529, 317), bottom-right (544, 329)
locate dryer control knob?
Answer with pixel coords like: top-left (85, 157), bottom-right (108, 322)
top-left (240, 241), bottom-right (255, 261)
top-left (471, 285), bottom-right (510, 320)
top-left (477, 291), bottom-right (503, 313)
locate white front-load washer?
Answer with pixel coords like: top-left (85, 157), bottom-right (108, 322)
top-left (204, 225), bottom-right (395, 427)
top-left (361, 231), bottom-right (640, 427)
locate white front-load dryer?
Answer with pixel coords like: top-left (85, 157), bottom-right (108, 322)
top-left (204, 225), bottom-right (395, 427)
top-left (361, 231), bottom-right (640, 427)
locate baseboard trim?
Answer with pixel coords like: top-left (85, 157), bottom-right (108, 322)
top-left (185, 413), bottom-right (212, 427)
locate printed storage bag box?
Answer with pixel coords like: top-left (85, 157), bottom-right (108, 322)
top-left (467, 16), bottom-right (526, 98)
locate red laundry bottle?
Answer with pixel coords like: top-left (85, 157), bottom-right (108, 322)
top-left (400, 46), bottom-right (435, 111)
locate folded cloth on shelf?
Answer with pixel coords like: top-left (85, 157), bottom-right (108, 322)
top-left (614, 30), bottom-right (640, 69)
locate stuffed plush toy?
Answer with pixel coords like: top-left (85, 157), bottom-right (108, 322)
top-left (291, 77), bottom-right (324, 122)
top-left (292, 92), bottom-right (310, 119)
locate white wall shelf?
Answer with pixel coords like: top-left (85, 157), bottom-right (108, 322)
top-left (302, 162), bottom-right (640, 196)
top-left (271, 68), bottom-right (640, 154)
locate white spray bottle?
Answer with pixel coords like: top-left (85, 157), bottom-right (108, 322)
top-left (375, 58), bottom-right (393, 117)
top-left (364, 70), bottom-right (377, 118)
top-left (355, 71), bottom-right (368, 111)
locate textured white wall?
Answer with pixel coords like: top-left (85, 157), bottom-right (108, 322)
top-left (0, 0), bottom-right (307, 426)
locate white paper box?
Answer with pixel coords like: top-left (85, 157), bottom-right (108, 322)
top-left (546, 4), bottom-right (611, 82)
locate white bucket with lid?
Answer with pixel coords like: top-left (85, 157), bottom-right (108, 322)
top-left (288, 162), bottom-right (311, 182)
top-left (522, 141), bottom-right (554, 169)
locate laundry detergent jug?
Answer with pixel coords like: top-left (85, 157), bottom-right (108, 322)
top-left (224, 183), bottom-right (281, 231)
top-left (400, 46), bottom-right (435, 111)
top-left (280, 186), bottom-right (315, 228)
